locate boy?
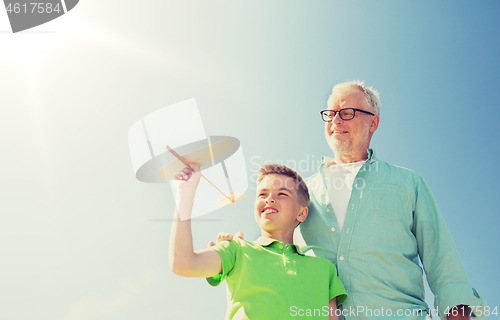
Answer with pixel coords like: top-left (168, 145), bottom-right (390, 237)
top-left (169, 163), bottom-right (347, 319)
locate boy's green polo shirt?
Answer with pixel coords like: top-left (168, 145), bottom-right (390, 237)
top-left (206, 237), bottom-right (347, 320)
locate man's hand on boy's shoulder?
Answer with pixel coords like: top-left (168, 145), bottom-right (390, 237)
top-left (208, 232), bottom-right (244, 247)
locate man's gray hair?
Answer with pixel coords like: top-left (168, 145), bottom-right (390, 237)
top-left (327, 80), bottom-right (381, 115)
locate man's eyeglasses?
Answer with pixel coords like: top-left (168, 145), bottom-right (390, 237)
top-left (320, 108), bottom-right (375, 122)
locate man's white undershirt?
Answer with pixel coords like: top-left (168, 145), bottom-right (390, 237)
top-left (324, 159), bottom-right (366, 233)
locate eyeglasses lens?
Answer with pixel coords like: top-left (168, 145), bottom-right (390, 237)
top-left (340, 109), bottom-right (354, 120)
top-left (322, 109), bottom-right (355, 121)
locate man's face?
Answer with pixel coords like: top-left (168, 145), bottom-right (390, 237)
top-left (324, 88), bottom-right (379, 156)
top-left (254, 174), bottom-right (306, 233)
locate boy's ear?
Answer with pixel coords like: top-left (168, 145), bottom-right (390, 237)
top-left (297, 206), bottom-right (308, 222)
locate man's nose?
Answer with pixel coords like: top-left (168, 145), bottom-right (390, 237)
top-left (332, 112), bottom-right (343, 123)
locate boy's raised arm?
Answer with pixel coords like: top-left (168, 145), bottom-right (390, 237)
top-left (168, 163), bottom-right (222, 278)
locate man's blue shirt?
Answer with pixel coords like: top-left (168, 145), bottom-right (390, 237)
top-left (299, 148), bottom-right (486, 319)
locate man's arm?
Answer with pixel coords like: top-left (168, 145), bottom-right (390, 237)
top-left (168, 164), bottom-right (222, 278)
top-left (413, 176), bottom-right (486, 319)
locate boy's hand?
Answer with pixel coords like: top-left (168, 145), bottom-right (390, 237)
top-left (208, 232), bottom-right (244, 247)
top-left (173, 163), bottom-right (201, 191)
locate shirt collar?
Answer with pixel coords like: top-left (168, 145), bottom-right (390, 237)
top-left (254, 236), bottom-right (305, 256)
top-left (367, 148), bottom-right (377, 163)
top-left (321, 148), bottom-right (378, 167)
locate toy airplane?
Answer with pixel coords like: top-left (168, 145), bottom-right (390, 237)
top-left (165, 144), bottom-right (246, 206)
top-left (128, 99), bottom-right (248, 216)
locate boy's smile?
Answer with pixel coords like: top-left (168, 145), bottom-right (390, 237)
top-left (262, 206), bottom-right (278, 214)
top-left (254, 174), bottom-right (307, 238)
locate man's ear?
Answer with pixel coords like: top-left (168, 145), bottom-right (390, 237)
top-left (297, 206), bottom-right (309, 222)
top-left (369, 115), bottom-right (380, 133)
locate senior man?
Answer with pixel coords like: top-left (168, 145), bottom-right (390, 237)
top-left (211, 81), bottom-right (486, 319)
top-left (295, 81), bottom-right (485, 320)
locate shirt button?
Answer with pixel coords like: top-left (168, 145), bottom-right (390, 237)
top-left (326, 208), bottom-right (330, 213)
top-left (339, 255), bottom-right (344, 261)
top-left (279, 245), bottom-right (283, 249)
top-left (331, 227), bottom-right (335, 232)
top-left (351, 204), bottom-right (354, 209)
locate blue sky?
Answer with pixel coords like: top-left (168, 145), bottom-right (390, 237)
top-left (0, 1), bottom-right (499, 319)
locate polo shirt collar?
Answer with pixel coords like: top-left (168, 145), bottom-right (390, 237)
top-left (254, 236), bottom-right (305, 256)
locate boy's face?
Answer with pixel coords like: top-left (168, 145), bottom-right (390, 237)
top-left (254, 174), bottom-right (307, 233)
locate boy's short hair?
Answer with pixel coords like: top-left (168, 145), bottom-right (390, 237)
top-left (257, 164), bottom-right (310, 207)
